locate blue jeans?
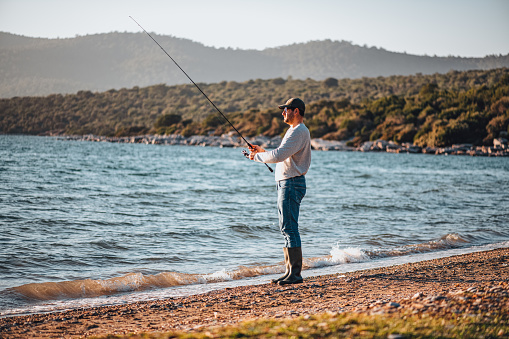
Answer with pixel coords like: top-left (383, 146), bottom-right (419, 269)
top-left (277, 175), bottom-right (306, 248)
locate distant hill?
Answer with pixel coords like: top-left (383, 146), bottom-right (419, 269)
top-left (1, 31), bottom-right (508, 98)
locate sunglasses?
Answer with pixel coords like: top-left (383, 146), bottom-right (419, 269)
top-left (283, 107), bottom-right (295, 113)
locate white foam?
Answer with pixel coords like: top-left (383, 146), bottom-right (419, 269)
top-left (202, 269), bottom-right (233, 282)
top-left (306, 247), bottom-right (368, 269)
top-left (330, 247), bottom-right (369, 264)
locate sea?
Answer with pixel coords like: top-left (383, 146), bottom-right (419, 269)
top-left (1, 134), bottom-right (508, 317)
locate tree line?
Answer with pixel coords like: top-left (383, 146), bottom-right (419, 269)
top-left (0, 68), bottom-right (508, 147)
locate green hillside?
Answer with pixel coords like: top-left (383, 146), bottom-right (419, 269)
top-left (0, 68), bottom-right (508, 147)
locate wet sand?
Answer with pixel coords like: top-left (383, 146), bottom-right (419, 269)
top-left (1, 247), bottom-right (508, 338)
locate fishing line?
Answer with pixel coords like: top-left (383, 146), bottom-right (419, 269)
top-left (130, 16), bottom-right (273, 173)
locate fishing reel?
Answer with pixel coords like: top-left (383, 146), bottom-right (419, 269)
top-left (242, 149), bottom-right (273, 172)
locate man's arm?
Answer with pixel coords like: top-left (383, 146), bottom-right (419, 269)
top-left (252, 128), bottom-right (305, 164)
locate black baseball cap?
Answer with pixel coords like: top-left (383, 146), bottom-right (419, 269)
top-left (278, 98), bottom-right (305, 115)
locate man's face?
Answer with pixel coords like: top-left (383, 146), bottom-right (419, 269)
top-left (282, 107), bottom-right (297, 125)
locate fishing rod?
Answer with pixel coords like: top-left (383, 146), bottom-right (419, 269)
top-left (129, 16), bottom-right (273, 173)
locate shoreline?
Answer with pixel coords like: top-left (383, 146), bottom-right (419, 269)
top-left (1, 247), bottom-right (507, 338)
top-left (53, 134), bottom-right (509, 156)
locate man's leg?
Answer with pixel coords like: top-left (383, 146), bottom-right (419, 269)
top-left (277, 176), bottom-right (306, 285)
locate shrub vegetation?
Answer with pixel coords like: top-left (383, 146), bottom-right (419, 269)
top-left (1, 68), bottom-right (508, 147)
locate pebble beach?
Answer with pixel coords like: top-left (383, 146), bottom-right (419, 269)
top-left (1, 247), bottom-right (507, 338)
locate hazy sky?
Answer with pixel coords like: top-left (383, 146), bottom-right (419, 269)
top-left (1, 0), bottom-right (508, 57)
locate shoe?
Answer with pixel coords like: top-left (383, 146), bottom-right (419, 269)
top-left (278, 247), bottom-right (303, 285)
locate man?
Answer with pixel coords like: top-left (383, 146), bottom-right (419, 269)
top-left (248, 97), bottom-right (311, 285)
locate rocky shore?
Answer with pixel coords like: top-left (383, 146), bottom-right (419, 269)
top-left (59, 133), bottom-right (509, 156)
top-left (1, 247), bottom-right (507, 338)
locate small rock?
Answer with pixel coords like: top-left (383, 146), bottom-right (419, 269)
top-left (429, 295), bottom-right (447, 302)
top-left (412, 292), bottom-right (424, 299)
top-left (411, 303), bottom-right (426, 309)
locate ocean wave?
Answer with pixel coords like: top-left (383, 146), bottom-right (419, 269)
top-left (8, 233), bottom-right (473, 303)
top-left (9, 266), bottom-right (285, 302)
top-left (11, 272), bottom-right (197, 301)
top-left (305, 233), bottom-right (471, 269)
top-left (369, 233), bottom-right (470, 258)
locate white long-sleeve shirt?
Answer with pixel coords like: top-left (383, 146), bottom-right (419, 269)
top-left (254, 123), bottom-right (311, 181)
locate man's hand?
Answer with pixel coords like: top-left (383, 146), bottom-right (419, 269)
top-left (248, 144), bottom-right (265, 160)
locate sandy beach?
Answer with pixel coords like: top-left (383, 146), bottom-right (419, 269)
top-left (1, 247), bottom-right (507, 338)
